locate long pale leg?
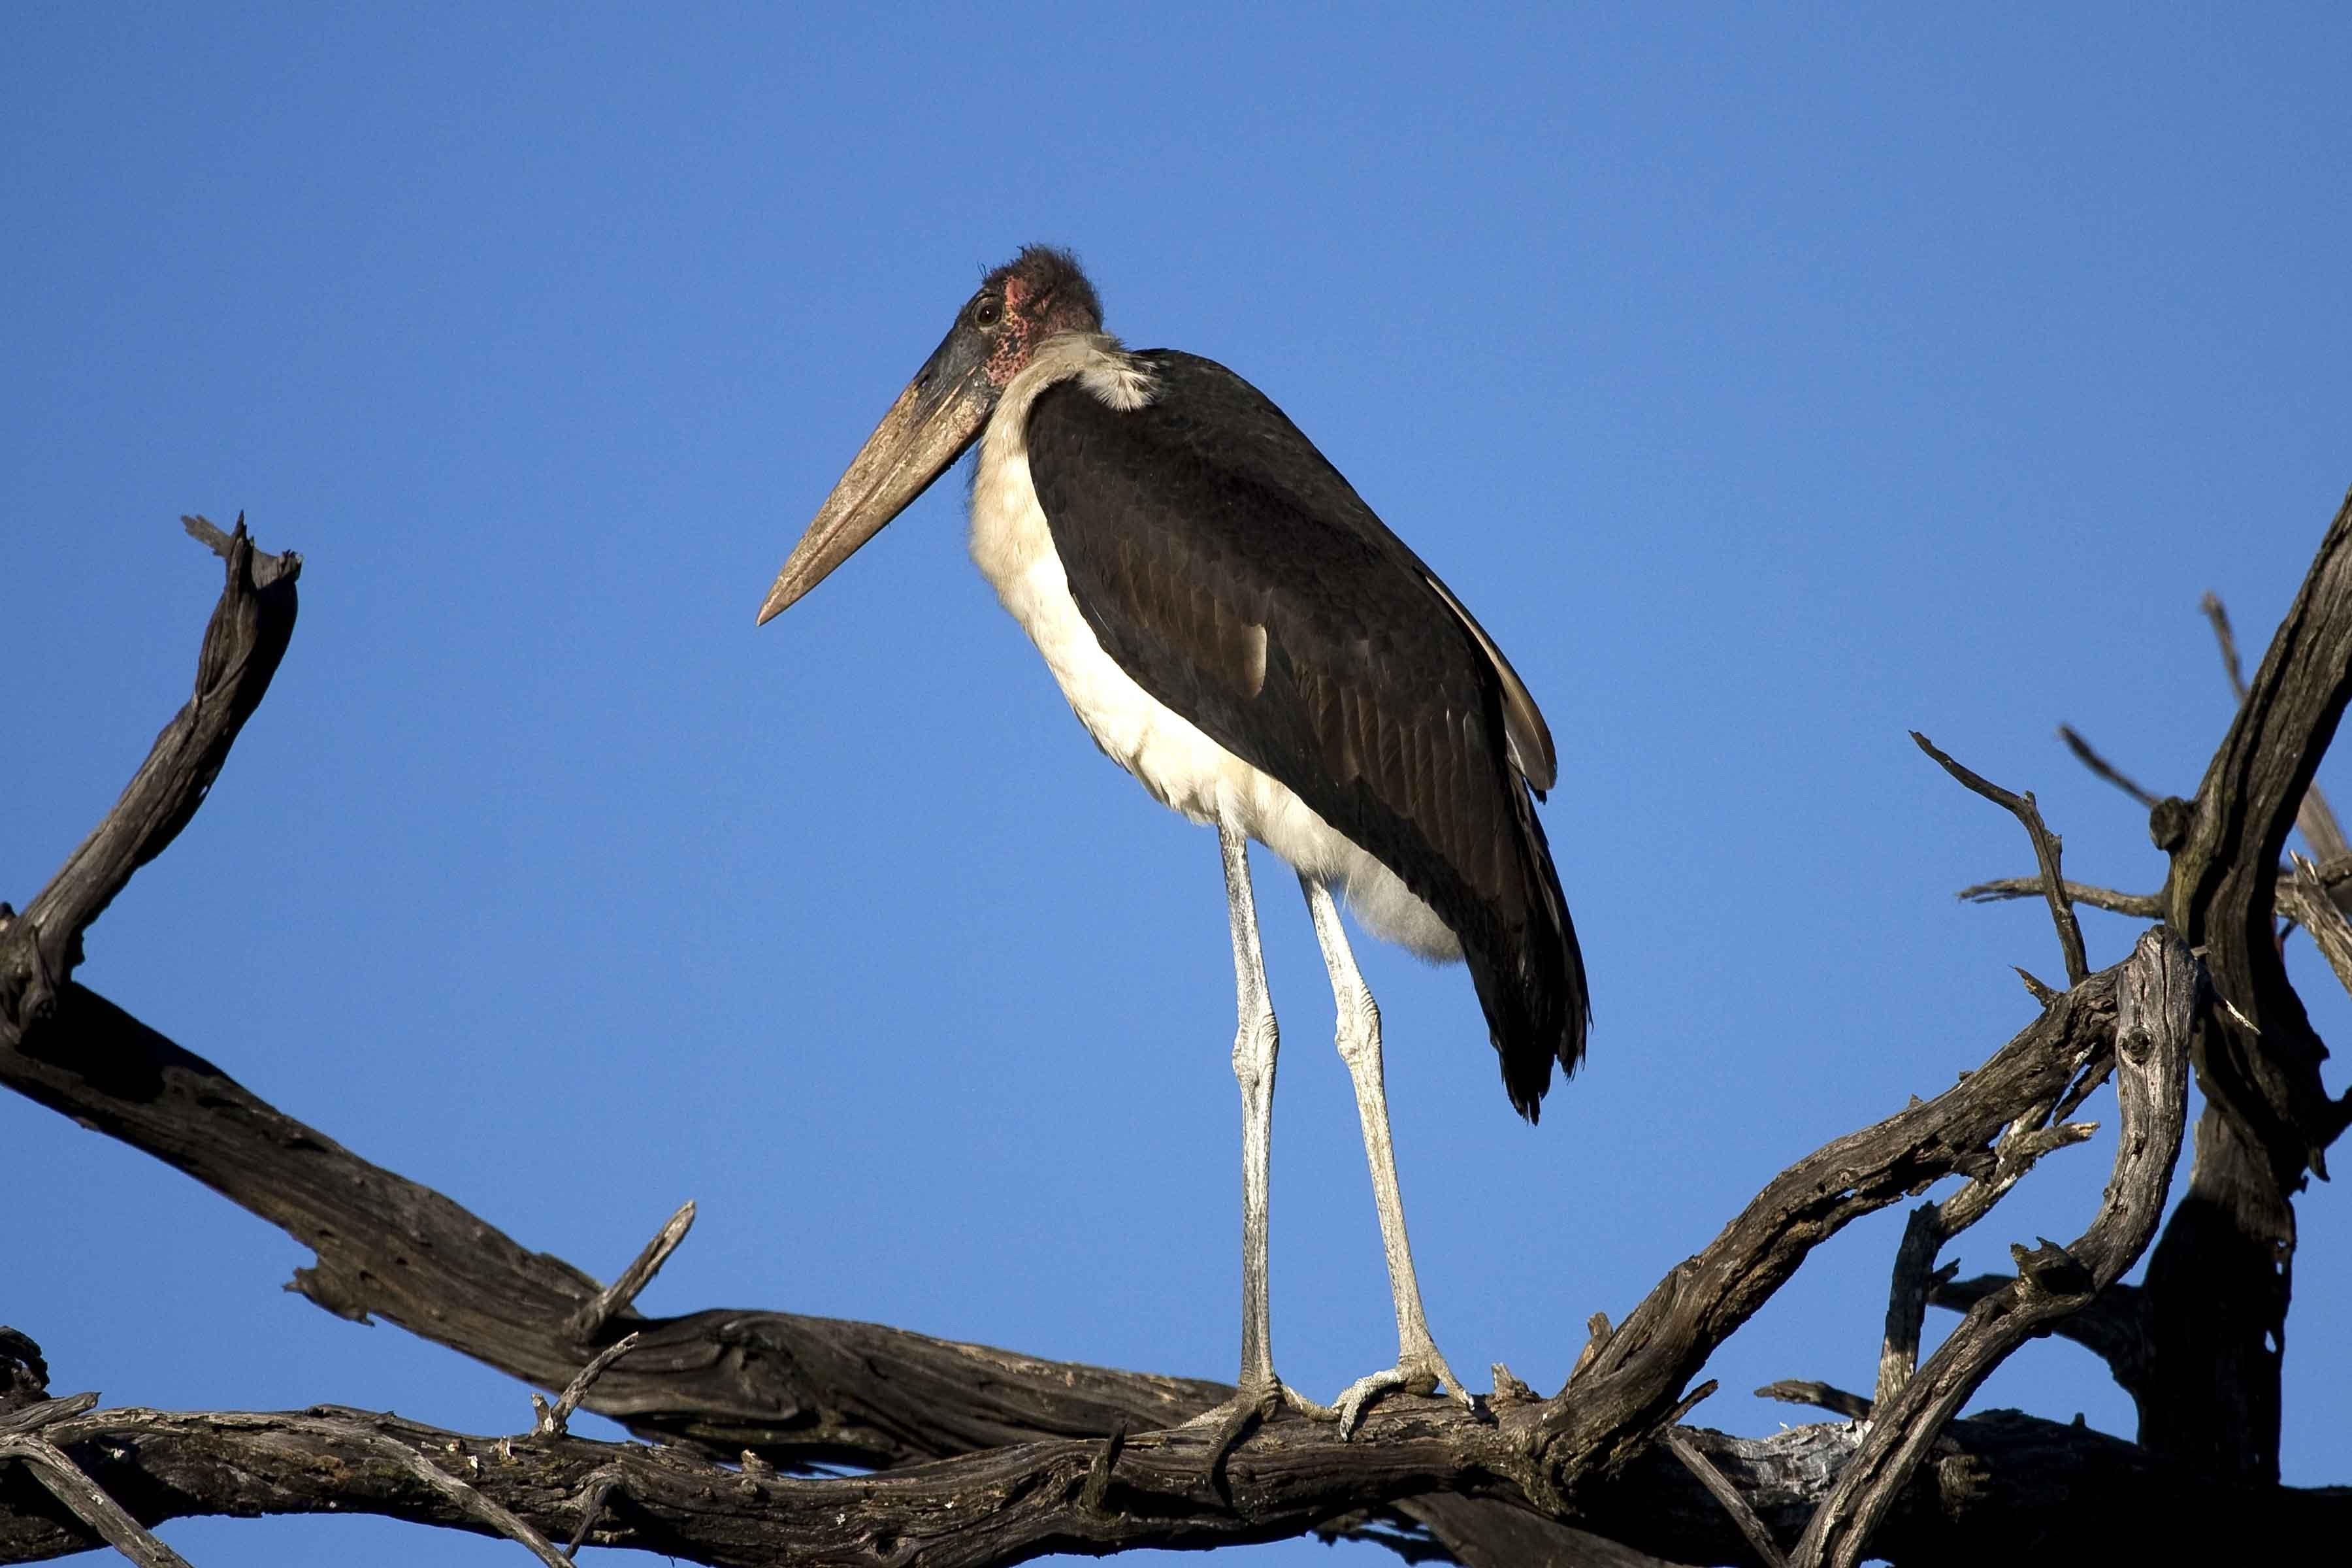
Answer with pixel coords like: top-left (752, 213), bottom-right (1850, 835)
top-left (1186, 823), bottom-right (1328, 1445)
top-left (1301, 874), bottom-right (1477, 1435)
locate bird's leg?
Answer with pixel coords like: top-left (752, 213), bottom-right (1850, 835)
top-left (1184, 823), bottom-right (1330, 1454)
top-left (1301, 875), bottom-right (1477, 1437)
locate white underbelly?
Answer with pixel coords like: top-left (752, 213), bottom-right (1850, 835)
top-left (967, 432), bottom-right (1460, 962)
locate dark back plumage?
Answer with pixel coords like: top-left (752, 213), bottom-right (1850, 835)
top-left (1025, 351), bottom-right (1588, 1117)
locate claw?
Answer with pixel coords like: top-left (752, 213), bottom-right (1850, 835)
top-left (1181, 1379), bottom-right (1336, 1473)
top-left (1333, 1350), bottom-right (1478, 1438)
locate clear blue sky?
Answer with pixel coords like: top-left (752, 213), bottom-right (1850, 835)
top-left (6, 6), bottom-right (2348, 1563)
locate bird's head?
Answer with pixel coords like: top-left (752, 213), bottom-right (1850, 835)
top-left (757, 246), bottom-right (1102, 624)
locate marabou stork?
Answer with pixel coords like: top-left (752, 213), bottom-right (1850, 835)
top-left (759, 247), bottom-right (1586, 1435)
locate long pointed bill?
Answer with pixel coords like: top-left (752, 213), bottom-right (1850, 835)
top-left (757, 323), bottom-right (997, 625)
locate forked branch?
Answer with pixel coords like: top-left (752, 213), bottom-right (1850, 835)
top-left (1912, 732), bottom-right (2089, 985)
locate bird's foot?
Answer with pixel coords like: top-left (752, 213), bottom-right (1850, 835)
top-left (1333, 1345), bottom-right (1478, 1438)
top-left (1181, 1376), bottom-right (1335, 1475)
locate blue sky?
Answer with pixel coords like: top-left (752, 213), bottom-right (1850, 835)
top-left (5, 5), bottom-right (2348, 1563)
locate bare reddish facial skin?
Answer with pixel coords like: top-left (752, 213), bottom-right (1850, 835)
top-left (980, 246), bottom-right (1103, 387)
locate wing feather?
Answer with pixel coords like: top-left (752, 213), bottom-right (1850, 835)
top-left (1024, 350), bottom-right (1588, 1113)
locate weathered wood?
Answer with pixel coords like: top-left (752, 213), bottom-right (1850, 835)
top-left (4, 1394), bottom-right (2344, 1568)
top-left (0, 524), bottom-right (2180, 1565)
top-left (2149, 486), bottom-right (2352, 1480)
top-left (7, 498), bottom-right (2349, 1563)
top-left (1529, 968), bottom-right (2121, 1482)
top-left (1791, 928), bottom-right (2197, 1568)
top-left (0, 517), bottom-right (296, 1030)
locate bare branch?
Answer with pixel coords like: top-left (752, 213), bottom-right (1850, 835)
top-left (538, 1333), bottom-right (642, 1440)
top-left (568, 1204), bottom-right (696, 1343)
top-left (1874, 1208), bottom-right (1956, 1412)
top-left (1956, 877), bottom-right (2164, 918)
top-left (2141, 497), bottom-right (2352, 1478)
top-left (2057, 725), bottom-right (2163, 809)
top-left (0, 519), bottom-right (298, 1028)
top-left (383, 1439), bottom-right (574, 1568)
top-left (1874, 1106), bottom-right (2099, 1410)
top-left (1664, 1429), bottom-right (1787, 1568)
top-left (10, 516), bottom-right (2347, 1563)
top-left (1753, 1382), bottom-right (1870, 1422)
top-left (1795, 927), bottom-right (2196, 1568)
top-left (1531, 961), bottom-right (2127, 1489)
top-left (2, 919), bottom-right (2158, 1562)
top-left (5, 1394), bottom-right (2340, 1568)
top-left (2205, 591), bottom-right (2251, 702)
top-left (561, 1463), bottom-right (624, 1558)
top-left (1914, 732), bottom-right (2091, 985)
top-left (0, 1431), bottom-right (195, 1568)
top-left (0, 1394), bottom-right (97, 1435)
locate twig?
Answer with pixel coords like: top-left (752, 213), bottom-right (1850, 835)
top-left (2202, 591), bottom-right (2252, 702)
top-left (536, 1333), bottom-right (641, 1439)
top-left (0, 1430), bottom-right (195, 1568)
top-left (385, 1439), bottom-right (574, 1568)
top-left (2057, 725), bottom-right (2162, 809)
top-left (1753, 1381), bottom-right (1871, 1421)
top-left (566, 1202), bottom-right (695, 1342)
top-left (1663, 1429), bottom-right (1786, 1568)
top-left (1914, 732), bottom-right (2091, 985)
top-left (1957, 877), bottom-right (2164, 918)
top-left (561, 1463), bottom-right (624, 1558)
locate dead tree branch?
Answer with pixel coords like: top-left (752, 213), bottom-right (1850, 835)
top-left (1, 954), bottom-right (2157, 1563)
top-left (2140, 492), bottom-right (2352, 1480)
top-left (1912, 733), bottom-right (2090, 985)
top-left (1954, 877), bottom-right (2164, 918)
top-left (0, 521), bottom-right (2198, 1566)
top-left (0, 517), bottom-right (295, 1029)
top-left (2058, 724), bottom-right (2163, 809)
top-left (8, 500), bottom-right (2350, 1563)
top-left (1937, 491), bottom-right (2352, 1484)
top-left (2, 1370), bottom-right (2344, 1568)
top-left (1793, 927), bottom-right (2196, 1568)
top-left (1873, 1108), bottom-right (2099, 1411)
top-left (568, 1203), bottom-right (696, 1344)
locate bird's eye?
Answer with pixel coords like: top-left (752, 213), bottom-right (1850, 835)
top-left (973, 297), bottom-right (1003, 329)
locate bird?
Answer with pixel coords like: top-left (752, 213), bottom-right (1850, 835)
top-left (758, 246), bottom-right (1586, 1437)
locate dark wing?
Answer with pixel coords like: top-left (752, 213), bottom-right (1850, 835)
top-left (1025, 350), bottom-right (1587, 1117)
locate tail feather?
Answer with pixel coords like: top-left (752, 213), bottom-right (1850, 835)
top-left (1465, 780), bottom-right (1588, 1122)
